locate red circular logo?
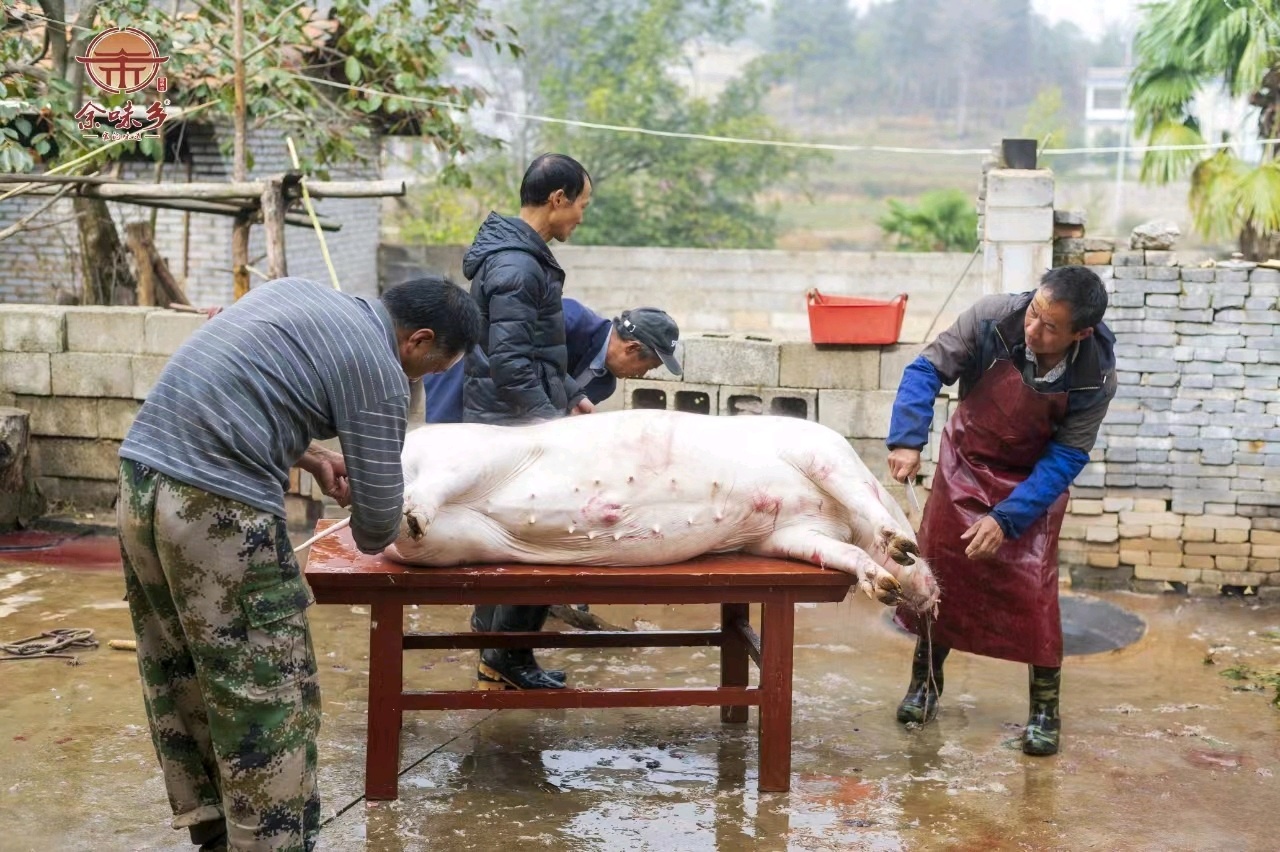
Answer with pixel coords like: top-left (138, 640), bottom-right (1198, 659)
top-left (74, 27), bottom-right (169, 94)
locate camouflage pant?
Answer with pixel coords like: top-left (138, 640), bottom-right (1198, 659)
top-left (117, 459), bottom-right (321, 851)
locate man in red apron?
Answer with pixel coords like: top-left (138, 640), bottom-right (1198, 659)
top-left (886, 266), bottom-right (1115, 755)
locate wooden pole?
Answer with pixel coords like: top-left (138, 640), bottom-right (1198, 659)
top-left (232, 0), bottom-right (250, 300)
top-left (0, 175), bottom-right (408, 200)
top-left (261, 177), bottom-right (288, 279)
top-left (232, 213), bottom-right (251, 300)
top-left (125, 223), bottom-right (157, 307)
top-left (21, 187), bottom-right (345, 231)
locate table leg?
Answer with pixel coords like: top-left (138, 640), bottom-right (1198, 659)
top-left (365, 602), bottom-right (404, 800)
top-left (720, 602), bottom-right (750, 724)
top-left (758, 595), bottom-right (795, 793)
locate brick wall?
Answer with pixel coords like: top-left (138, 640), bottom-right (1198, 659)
top-left (0, 126), bottom-right (383, 306)
top-left (1053, 252), bottom-right (1280, 596)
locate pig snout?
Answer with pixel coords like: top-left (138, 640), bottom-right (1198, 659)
top-left (894, 557), bottom-right (941, 616)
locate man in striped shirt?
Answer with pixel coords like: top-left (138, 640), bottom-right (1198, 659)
top-left (116, 276), bottom-right (481, 852)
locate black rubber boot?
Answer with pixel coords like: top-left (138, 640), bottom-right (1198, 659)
top-left (188, 818), bottom-right (227, 852)
top-left (477, 605), bottom-right (565, 689)
top-left (1023, 665), bottom-right (1061, 756)
top-left (895, 636), bottom-right (950, 724)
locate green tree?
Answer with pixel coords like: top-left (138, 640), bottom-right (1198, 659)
top-left (1129, 0), bottom-right (1280, 258)
top-left (1, 0), bottom-right (515, 300)
top-left (878, 189), bottom-right (977, 252)
top-left (511, 0), bottom-right (813, 248)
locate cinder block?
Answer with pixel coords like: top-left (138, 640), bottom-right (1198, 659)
top-left (1087, 525), bottom-right (1119, 543)
top-left (1216, 527), bottom-right (1251, 544)
top-left (13, 395), bottom-right (98, 438)
top-left (1183, 554), bottom-right (1215, 570)
top-left (51, 353), bottom-right (133, 398)
top-left (778, 343), bottom-right (879, 390)
top-left (0, 305), bottom-right (66, 353)
top-left (0, 353), bottom-right (52, 395)
top-left (1249, 557), bottom-right (1280, 572)
top-left (1134, 564), bottom-right (1201, 583)
top-left (1087, 552), bottom-right (1120, 569)
top-left (1070, 499), bottom-right (1105, 515)
top-left (879, 344), bottom-right (927, 391)
top-left (680, 335), bottom-right (779, 387)
top-left (131, 355), bottom-right (170, 400)
top-left (64, 307), bottom-right (151, 354)
top-left (36, 477), bottom-right (118, 512)
top-left (659, 383), bottom-right (716, 415)
top-left (985, 207), bottom-right (1054, 242)
top-left (30, 438), bottom-right (123, 480)
top-left (98, 398), bottom-right (141, 440)
top-left (985, 170), bottom-right (1054, 208)
top-left (1144, 250), bottom-right (1177, 266)
top-left (144, 312), bottom-right (206, 355)
top-left (816, 389), bottom-right (897, 439)
top-left (763, 388), bottom-right (818, 421)
top-left (624, 379), bottom-right (681, 410)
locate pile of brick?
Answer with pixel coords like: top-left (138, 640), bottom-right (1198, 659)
top-left (1052, 222), bottom-right (1280, 597)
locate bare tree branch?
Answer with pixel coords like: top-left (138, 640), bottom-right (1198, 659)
top-left (0, 183), bottom-right (74, 243)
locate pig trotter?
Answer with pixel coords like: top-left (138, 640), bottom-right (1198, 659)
top-left (880, 527), bottom-right (921, 566)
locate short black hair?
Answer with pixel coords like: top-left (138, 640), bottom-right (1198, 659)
top-left (519, 153), bottom-right (591, 207)
top-left (380, 276), bottom-right (482, 355)
top-left (1039, 266), bottom-right (1108, 331)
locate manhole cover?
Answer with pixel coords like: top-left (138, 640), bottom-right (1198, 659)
top-left (887, 594), bottom-right (1145, 656)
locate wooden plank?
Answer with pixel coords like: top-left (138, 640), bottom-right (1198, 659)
top-left (720, 603), bottom-right (751, 723)
top-left (399, 686), bottom-right (760, 712)
top-left (402, 630), bottom-right (722, 650)
top-left (758, 596), bottom-right (796, 793)
top-left (365, 602), bottom-right (404, 800)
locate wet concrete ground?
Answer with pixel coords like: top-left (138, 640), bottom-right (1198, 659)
top-left (1, 533), bottom-right (1278, 851)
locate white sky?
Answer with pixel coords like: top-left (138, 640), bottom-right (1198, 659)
top-left (846, 0), bottom-right (1144, 41)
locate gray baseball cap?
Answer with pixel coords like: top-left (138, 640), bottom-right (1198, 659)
top-left (618, 307), bottom-right (682, 376)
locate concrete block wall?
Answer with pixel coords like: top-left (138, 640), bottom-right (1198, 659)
top-left (611, 334), bottom-right (949, 486)
top-left (0, 126), bottom-right (383, 306)
top-left (0, 305), bottom-right (326, 522)
top-left (380, 244), bottom-right (982, 343)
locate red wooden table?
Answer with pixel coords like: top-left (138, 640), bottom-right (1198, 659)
top-left (303, 519), bottom-right (855, 799)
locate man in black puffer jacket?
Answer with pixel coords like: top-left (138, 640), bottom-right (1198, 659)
top-left (462, 153), bottom-right (594, 690)
top-left (462, 153), bottom-right (594, 425)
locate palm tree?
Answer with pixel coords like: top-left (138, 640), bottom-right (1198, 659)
top-left (1129, 0), bottom-right (1280, 259)
top-left (879, 189), bottom-right (978, 253)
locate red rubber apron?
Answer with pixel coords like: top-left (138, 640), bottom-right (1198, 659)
top-left (896, 358), bottom-right (1069, 667)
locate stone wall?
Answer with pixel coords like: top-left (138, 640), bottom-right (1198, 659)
top-left (380, 244), bottom-right (981, 342)
top-left (0, 126), bottom-right (383, 307)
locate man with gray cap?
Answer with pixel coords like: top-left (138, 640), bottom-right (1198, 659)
top-left (423, 298), bottom-right (682, 424)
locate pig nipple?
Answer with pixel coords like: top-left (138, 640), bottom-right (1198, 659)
top-left (613, 532), bottom-right (623, 541)
top-left (567, 523), bottom-right (576, 534)
top-left (651, 524), bottom-right (661, 534)
top-left (627, 475), bottom-right (635, 484)
top-left (714, 511), bottom-right (724, 522)
top-left (527, 515), bottom-right (536, 525)
top-left (587, 530), bottom-right (599, 540)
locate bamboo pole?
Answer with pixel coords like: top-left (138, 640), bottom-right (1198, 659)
top-left (0, 175), bottom-right (407, 200)
top-left (231, 0), bottom-right (250, 300)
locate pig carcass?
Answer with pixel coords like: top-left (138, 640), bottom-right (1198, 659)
top-left (386, 409), bottom-right (939, 612)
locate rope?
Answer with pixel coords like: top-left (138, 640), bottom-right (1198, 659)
top-left (0, 628), bottom-right (99, 664)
